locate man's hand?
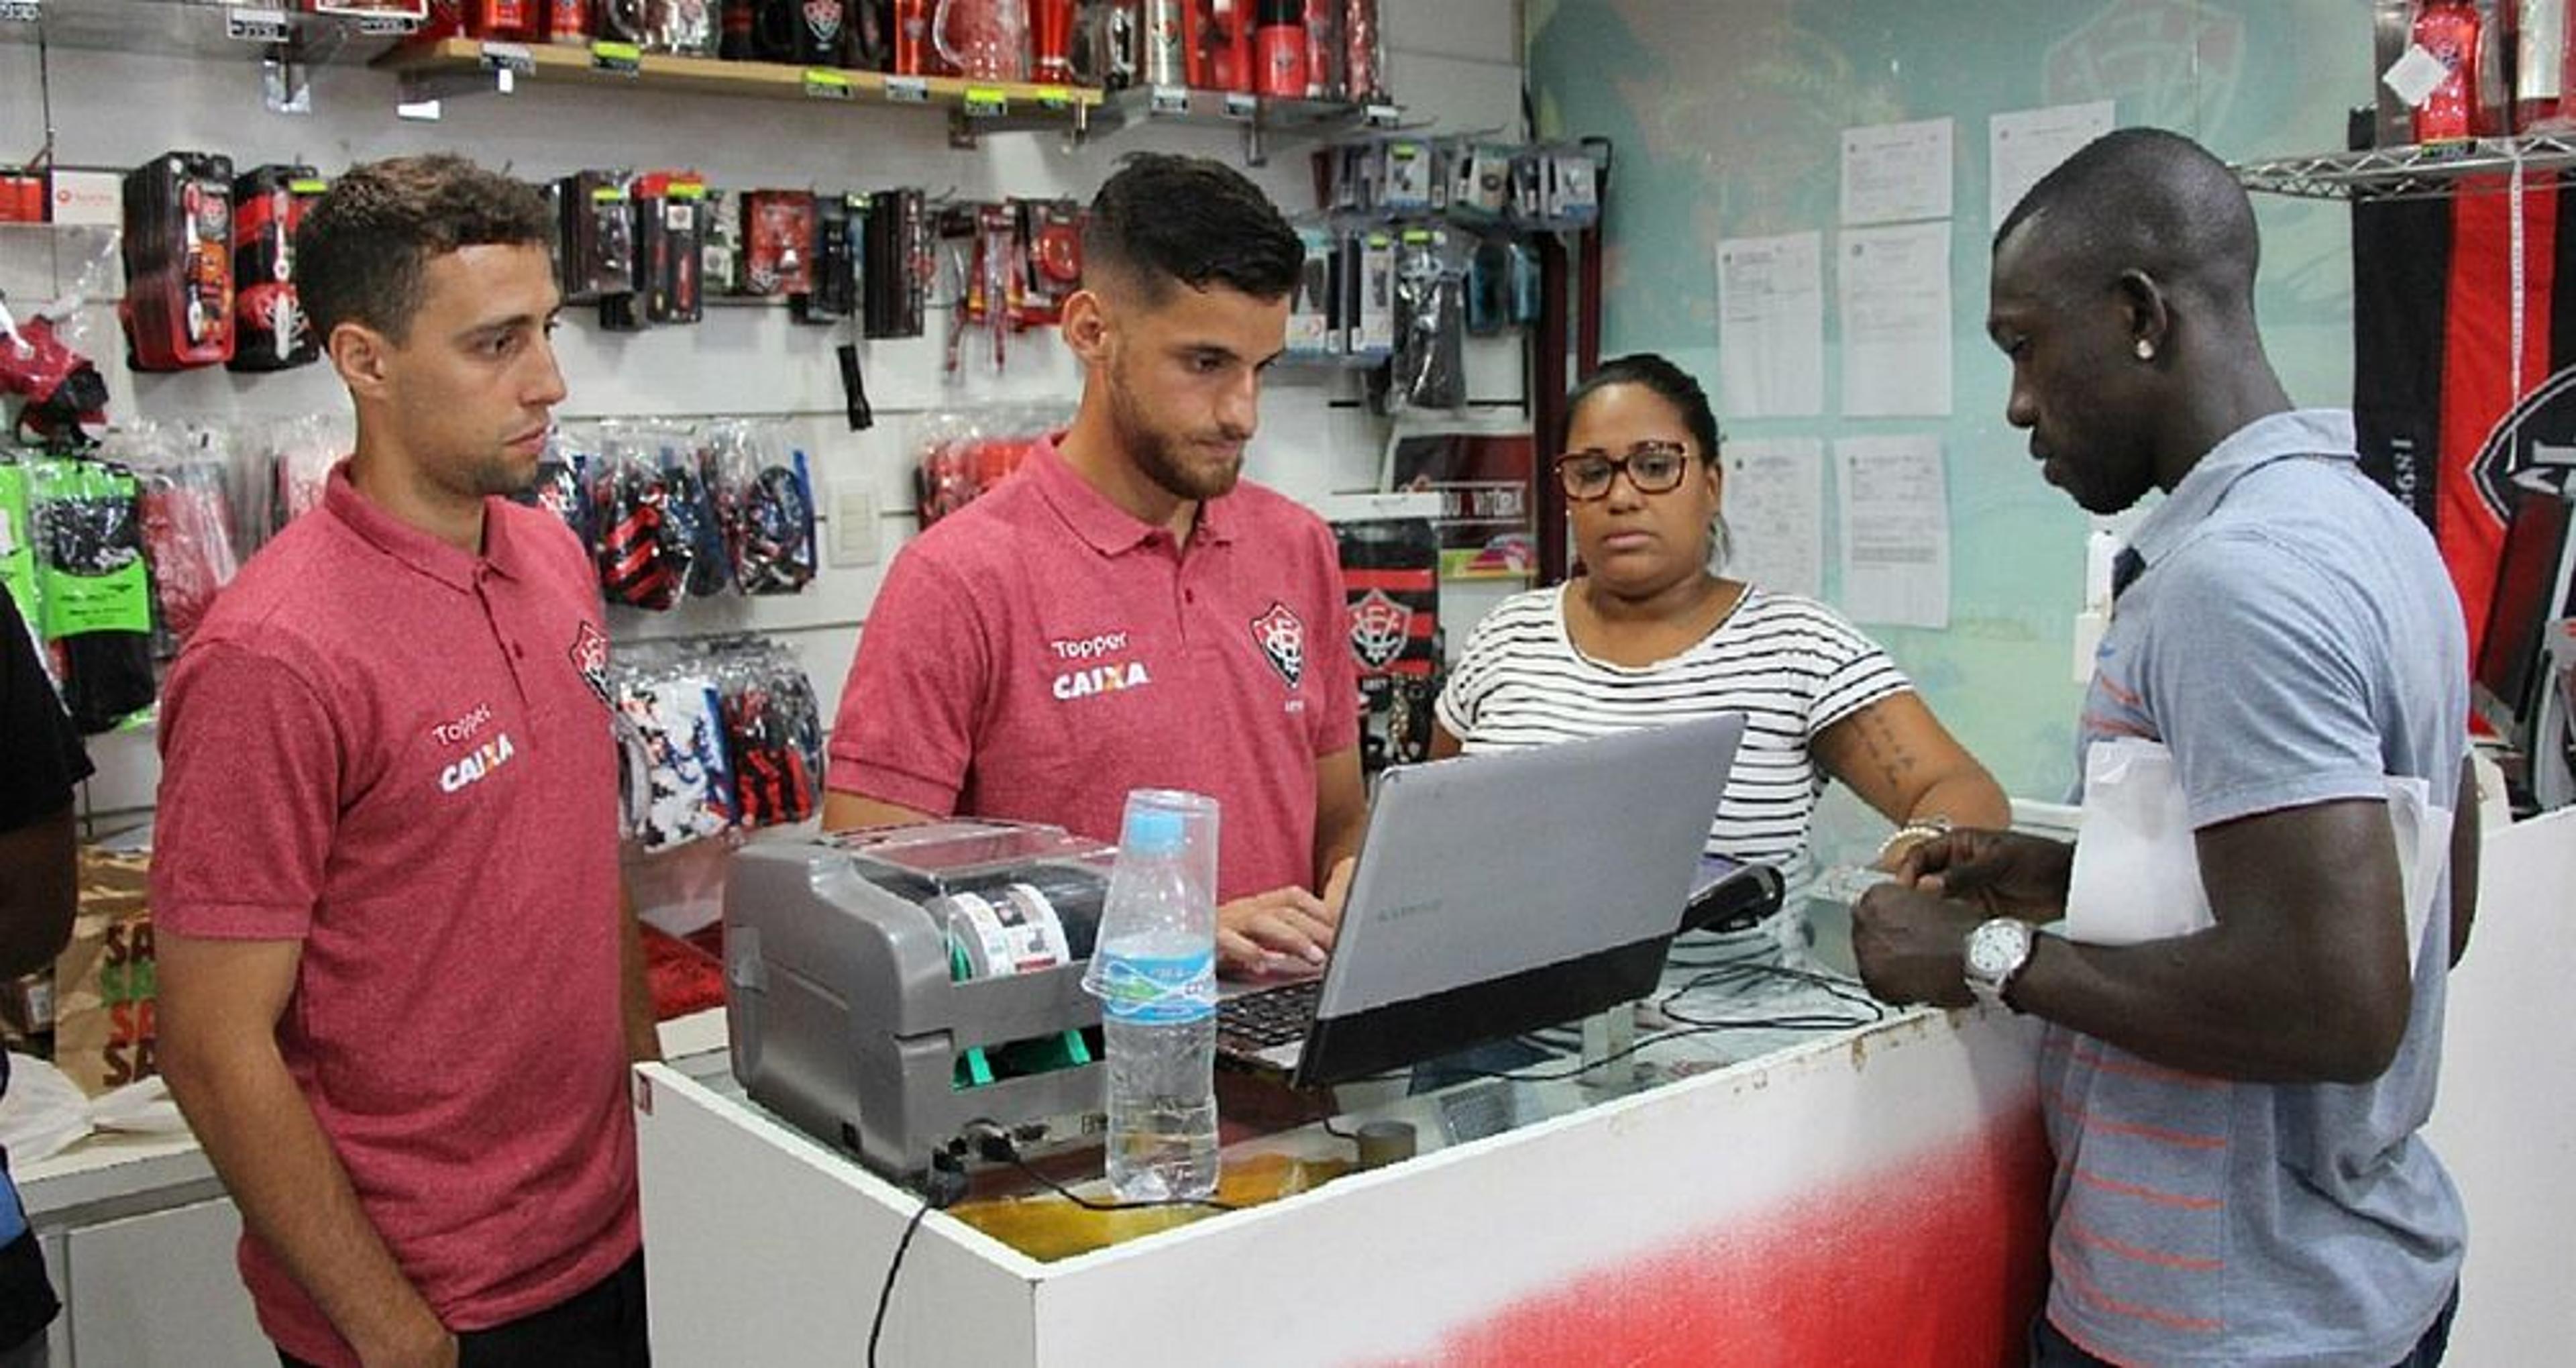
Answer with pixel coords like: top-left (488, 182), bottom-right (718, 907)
top-left (1849, 881), bottom-right (1988, 1009)
top-left (354, 1309), bottom-right (457, 1368)
top-left (1218, 886), bottom-right (1340, 977)
top-left (1893, 828), bottom-right (2074, 924)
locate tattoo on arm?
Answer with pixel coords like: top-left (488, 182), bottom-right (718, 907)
top-left (1853, 704), bottom-right (1919, 796)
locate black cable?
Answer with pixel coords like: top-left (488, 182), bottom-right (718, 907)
top-left (865, 1188), bottom-right (937, 1368)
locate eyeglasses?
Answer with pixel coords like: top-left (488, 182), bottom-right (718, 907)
top-left (1554, 442), bottom-right (1697, 501)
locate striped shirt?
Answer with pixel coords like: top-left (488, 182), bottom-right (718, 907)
top-left (1434, 583), bottom-right (1911, 888)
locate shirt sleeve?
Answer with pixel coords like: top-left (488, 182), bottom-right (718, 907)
top-left (2142, 533), bottom-right (2392, 829)
top-left (1795, 598), bottom-right (1913, 737)
top-left (824, 547), bottom-right (987, 817)
top-left (1307, 523), bottom-right (1361, 756)
top-left (0, 591), bottom-right (91, 833)
top-left (1431, 593), bottom-right (1512, 742)
top-left (150, 643), bottom-right (343, 939)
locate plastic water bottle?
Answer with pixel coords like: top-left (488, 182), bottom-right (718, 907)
top-left (1083, 795), bottom-right (1220, 1202)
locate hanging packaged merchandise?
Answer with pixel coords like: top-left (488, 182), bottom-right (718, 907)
top-left (708, 421), bottom-right (816, 594)
top-left (120, 152), bottom-right (237, 372)
top-left (28, 458), bottom-right (155, 733)
top-left (1287, 225), bottom-right (1338, 357)
top-left (1335, 515), bottom-right (1439, 768)
top-left (739, 190), bottom-right (816, 299)
top-left (647, 0), bottom-right (719, 52)
top-left (229, 166), bottom-right (325, 373)
top-left (781, 0), bottom-right (848, 63)
top-left (463, 0), bottom-right (535, 38)
top-left (863, 187), bottom-right (929, 339)
top-left (711, 639), bottom-right (826, 827)
top-left (847, 0), bottom-right (894, 68)
top-left (510, 429), bottom-right (598, 549)
top-left (697, 189), bottom-right (740, 298)
top-left (945, 202), bottom-right (1019, 374)
top-left (657, 432), bottom-right (733, 599)
top-left (1344, 227), bottom-right (1395, 361)
top-left (0, 460), bottom-right (40, 633)
top-left (1392, 228), bottom-right (1466, 409)
top-left (633, 172), bottom-right (708, 325)
top-left (792, 193), bottom-right (858, 326)
top-left (914, 407), bottom-right (1059, 526)
top-left (262, 415), bottom-right (345, 542)
top-left (610, 653), bottom-right (739, 851)
top-left (557, 170), bottom-right (636, 305)
top-left (1542, 145), bottom-right (1603, 229)
top-left (718, 0), bottom-right (755, 56)
top-left (1, 299), bottom-right (111, 446)
top-left (592, 431), bottom-right (694, 610)
top-left (1089, 0), bottom-right (1140, 89)
top-left (107, 423), bottom-right (241, 649)
top-left (1014, 198), bottom-right (1083, 327)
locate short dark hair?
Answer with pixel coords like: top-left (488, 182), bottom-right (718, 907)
top-left (1564, 353), bottom-right (1723, 462)
top-left (1992, 127), bottom-right (2259, 307)
top-left (1082, 152), bottom-right (1302, 303)
top-left (297, 154), bottom-right (553, 343)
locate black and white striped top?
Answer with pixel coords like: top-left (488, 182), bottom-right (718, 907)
top-left (1434, 584), bottom-right (1913, 887)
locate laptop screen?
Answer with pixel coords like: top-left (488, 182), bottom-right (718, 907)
top-left (1289, 713), bottom-right (1746, 1086)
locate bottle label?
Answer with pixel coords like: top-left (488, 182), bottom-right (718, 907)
top-left (1090, 949), bottom-right (1215, 1024)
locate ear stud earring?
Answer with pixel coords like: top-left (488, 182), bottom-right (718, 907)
top-left (2134, 338), bottom-right (2156, 362)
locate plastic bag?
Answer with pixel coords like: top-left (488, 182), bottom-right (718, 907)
top-left (0, 1054), bottom-right (93, 1167)
top-left (708, 419), bottom-right (815, 595)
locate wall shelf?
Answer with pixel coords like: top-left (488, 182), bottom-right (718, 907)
top-left (372, 36), bottom-right (1100, 143)
top-left (1085, 84), bottom-right (1407, 166)
top-left (2234, 134), bottom-right (2576, 201)
top-left (0, 0), bottom-right (418, 66)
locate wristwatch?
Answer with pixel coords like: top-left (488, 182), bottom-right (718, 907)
top-left (1963, 917), bottom-right (2036, 1011)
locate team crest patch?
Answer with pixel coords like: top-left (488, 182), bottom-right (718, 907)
top-left (1250, 602), bottom-right (1305, 688)
top-left (1348, 589), bottom-right (1411, 673)
top-left (569, 621), bottom-right (612, 707)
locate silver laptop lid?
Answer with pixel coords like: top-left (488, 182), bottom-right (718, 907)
top-left (1313, 713), bottom-right (1746, 1020)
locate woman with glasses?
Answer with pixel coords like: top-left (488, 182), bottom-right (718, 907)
top-left (1430, 353), bottom-right (2007, 904)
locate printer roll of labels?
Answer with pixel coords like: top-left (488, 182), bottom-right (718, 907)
top-left (940, 884), bottom-right (1081, 980)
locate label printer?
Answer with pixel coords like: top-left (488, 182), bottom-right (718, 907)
top-left (724, 821), bottom-right (1115, 1183)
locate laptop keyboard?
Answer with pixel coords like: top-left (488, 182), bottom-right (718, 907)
top-left (1218, 979), bottom-right (1323, 1052)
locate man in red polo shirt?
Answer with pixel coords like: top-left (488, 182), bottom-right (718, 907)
top-left (152, 156), bottom-right (653, 1368)
top-left (824, 153), bottom-right (1366, 974)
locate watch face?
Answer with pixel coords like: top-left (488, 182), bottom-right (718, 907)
top-left (1968, 921), bottom-right (2027, 978)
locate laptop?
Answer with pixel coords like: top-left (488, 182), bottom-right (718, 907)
top-left (1217, 713), bottom-right (1747, 1088)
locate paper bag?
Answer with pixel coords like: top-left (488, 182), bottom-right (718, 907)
top-left (52, 849), bottom-right (159, 1096)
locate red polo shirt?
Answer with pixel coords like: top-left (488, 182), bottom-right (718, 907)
top-left (152, 466), bottom-right (635, 1367)
top-left (829, 435), bottom-right (1358, 901)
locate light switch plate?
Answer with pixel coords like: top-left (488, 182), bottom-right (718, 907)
top-left (830, 486), bottom-right (879, 568)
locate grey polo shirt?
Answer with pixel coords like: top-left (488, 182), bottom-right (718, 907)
top-left (2047, 409), bottom-right (2470, 1366)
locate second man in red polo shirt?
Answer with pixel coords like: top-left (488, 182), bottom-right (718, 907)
top-left (825, 153), bottom-right (1365, 976)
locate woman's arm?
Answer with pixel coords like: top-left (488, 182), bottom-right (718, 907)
top-left (1812, 692), bottom-right (2010, 863)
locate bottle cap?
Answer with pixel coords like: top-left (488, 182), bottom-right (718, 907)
top-left (1123, 807), bottom-right (1187, 854)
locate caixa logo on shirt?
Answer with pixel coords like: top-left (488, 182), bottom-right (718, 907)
top-left (440, 732), bottom-right (519, 794)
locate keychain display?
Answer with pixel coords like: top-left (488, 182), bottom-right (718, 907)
top-left (120, 152), bottom-right (236, 372)
top-left (228, 165), bottom-right (324, 374)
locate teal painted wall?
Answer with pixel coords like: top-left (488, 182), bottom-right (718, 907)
top-left (1527, 0), bottom-right (2372, 802)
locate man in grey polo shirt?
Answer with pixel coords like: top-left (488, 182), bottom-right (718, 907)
top-left (1851, 127), bottom-right (2479, 1367)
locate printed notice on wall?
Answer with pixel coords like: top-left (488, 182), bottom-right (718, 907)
top-left (1722, 437), bottom-right (1824, 600)
top-left (1840, 117), bottom-right (1953, 225)
top-left (1715, 232), bottom-right (1823, 418)
top-left (1835, 434), bottom-right (1951, 629)
top-left (1837, 221), bottom-right (1952, 417)
top-left (1990, 101), bottom-right (2116, 229)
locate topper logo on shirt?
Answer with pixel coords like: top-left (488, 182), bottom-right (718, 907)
top-left (1049, 631), bottom-right (1153, 700)
top-left (1250, 602), bottom-right (1305, 688)
top-left (439, 732), bottom-right (518, 794)
top-left (568, 621), bottom-right (612, 708)
top-left (429, 702), bottom-right (495, 747)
